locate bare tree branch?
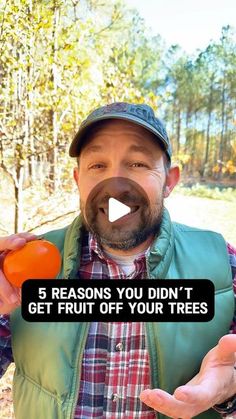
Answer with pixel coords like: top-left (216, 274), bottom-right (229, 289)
top-left (27, 210), bottom-right (78, 232)
top-left (0, 163), bottom-right (15, 184)
top-left (0, 223), bottom-right (9, 234)
top-left (94, 13), bottom-right (124, 36)
top-left (0, 0), bottom-right (7, 46)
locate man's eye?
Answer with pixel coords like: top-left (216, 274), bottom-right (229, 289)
top-left (88, 163), bottom-right (105, 169)
top-left (131, 162), bottom-right (148, 168)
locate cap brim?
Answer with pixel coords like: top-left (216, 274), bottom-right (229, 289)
top-left (69, 113), bottom-right (169, 157)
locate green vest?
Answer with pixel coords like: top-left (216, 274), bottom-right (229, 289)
top-left (10, 209), bottom-right (234, 419)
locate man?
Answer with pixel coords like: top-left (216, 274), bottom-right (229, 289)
top-left (0, 102), bottom-right (236, 419)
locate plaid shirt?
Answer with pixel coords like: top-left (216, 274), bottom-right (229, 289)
top-left (0, 234), bottom-right (236, 419)
top-left (75, 233), bottom-right (154, 418)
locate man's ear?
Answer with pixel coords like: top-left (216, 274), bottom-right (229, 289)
top-left (73, 167), bottom-right (80, 189)
top-left (164, 165), bottom-right (180, 197)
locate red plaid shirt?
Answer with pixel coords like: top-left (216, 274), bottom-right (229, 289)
top-left (75, 232), bottom-right (155, 418)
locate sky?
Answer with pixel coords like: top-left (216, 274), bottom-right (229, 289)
top-left (125, 0), bottom-right (236, 54)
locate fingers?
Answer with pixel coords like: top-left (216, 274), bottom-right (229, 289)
top-left (174, 382), bottom-right (218, 406)
top-left (217, 335), bottom-right (236, 363)
top-left (0, 269), bottom-right (20, 314)
top-left (0, 233), bottom-right (38, 252)
top-left (140, 388), bottom-right (196, 419)
top-left (0, 296), bottom-right (20, 314)
top-left (0, 269), bottom-right (18, 303)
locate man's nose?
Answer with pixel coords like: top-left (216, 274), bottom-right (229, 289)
top-left (107, 163), bottom-right (126, 179)
top-left (102, 177), bottom-right (132, 198)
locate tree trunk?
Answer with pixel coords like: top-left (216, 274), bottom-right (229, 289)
top-left (28, 0), bottom-right (36, 183)
top-left (218, 74), bottom-right (226, 180)
top-left (48, 1), bottom-right (60, 193)
top-left (176, 107), bottom-right (181, 154)
top-left (14, 163), bottom-right (24, 233)
top-left (184, 108), bottom-right (191, 155)
top-left (191, 112), bottom-right (198, 172)
top-left (202, 79), bottom-right (214, 177)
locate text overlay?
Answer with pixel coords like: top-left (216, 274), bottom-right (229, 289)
top-left (21, 279), bottom-right (215, 322)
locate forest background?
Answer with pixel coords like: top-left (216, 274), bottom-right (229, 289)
top-left (0, 1), bottom-right (236, 416)
top-left (0, 0), bottom-right (235, 241)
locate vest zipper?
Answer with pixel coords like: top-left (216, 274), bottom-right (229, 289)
top-left (69, 322), bottom-right (90, 419)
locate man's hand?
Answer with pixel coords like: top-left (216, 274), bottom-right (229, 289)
top-left (140, 334), bottom-right (236, 419)
top-left (0, 233), bottom-right (37, 315)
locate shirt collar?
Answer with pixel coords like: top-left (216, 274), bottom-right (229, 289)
top-left (81, 230), bottom-right (149, 265)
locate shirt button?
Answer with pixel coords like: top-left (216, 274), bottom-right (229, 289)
top-left (115, 342), bottom-right (123, 351)
top-left (111, 393), bottom-right (120, 402)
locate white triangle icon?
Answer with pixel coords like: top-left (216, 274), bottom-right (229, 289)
top-left (108, 198), bottom-right (131, 222)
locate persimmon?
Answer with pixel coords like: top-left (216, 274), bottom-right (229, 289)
top-left (3, 240), bottom-right (61, 287)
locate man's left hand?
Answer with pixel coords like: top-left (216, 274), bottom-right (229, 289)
top-left (140, 334), bottom-right (236, 419)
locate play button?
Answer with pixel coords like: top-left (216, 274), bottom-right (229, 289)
top-left (84, 177), bottom-right (151, 229)
top-left (84, 177), bottom-right (153, 249)
top-left (108, 197), bottom-right (131, 222)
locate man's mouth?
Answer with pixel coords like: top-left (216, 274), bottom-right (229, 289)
top-left (99, 206), bottom-right (139, 215)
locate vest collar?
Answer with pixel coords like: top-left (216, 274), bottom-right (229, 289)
top-left (147, 208), bottom-right (174, 278)
top-left (63, 208), bottom-right (174, 279)
top-left (63, 216), bottom-right (83, 278)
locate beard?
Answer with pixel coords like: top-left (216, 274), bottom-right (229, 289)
top-left (80, 185), bottom-right (165, 251)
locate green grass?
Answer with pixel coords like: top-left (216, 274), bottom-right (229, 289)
top-left (175, 183), bottom-right (236, 202)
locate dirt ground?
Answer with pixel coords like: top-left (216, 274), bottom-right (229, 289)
top-left (166, 193), bottom-right (236, 246)
top-left (0, 363), bottom-right (15, 418)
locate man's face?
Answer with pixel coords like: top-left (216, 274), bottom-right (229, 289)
top-left (74, 120), bottom-right (178, 250)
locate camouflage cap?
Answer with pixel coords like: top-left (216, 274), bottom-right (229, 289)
top-left (69, 102), bottom-right (172, 161)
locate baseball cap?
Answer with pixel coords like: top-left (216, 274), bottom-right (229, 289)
top-left (69, 102), bottom-right (172, 161)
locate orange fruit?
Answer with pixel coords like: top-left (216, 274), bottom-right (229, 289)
top-left (3, 240), bottom-right (61, 287)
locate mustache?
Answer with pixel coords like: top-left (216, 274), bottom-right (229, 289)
top-left (91, 191), bottom-right (148, 208)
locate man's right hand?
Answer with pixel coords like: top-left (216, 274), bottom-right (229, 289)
top-left (0, 233), bottom-right (37, 315)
